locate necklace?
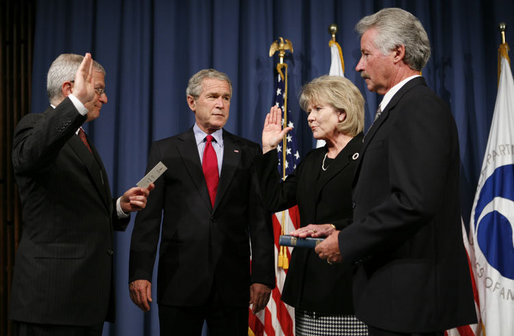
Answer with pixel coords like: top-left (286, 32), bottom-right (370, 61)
top-left (321, 153), bottom-right (329, 171)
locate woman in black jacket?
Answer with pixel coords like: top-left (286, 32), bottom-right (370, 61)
top-left (255, 75), bottom-right (368, 336)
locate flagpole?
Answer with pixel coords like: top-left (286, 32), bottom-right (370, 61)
top-left (278, 62), bottom-right (289, 269)
top-left (498, 23), bottom-right (510, 82)
top-left (269, 37), bottom-right (293, 269)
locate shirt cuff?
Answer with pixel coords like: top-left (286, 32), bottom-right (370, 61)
top-left (68, 94), bottom-right (89, 116)
top-left (116, 197), bottom-right (130, 218)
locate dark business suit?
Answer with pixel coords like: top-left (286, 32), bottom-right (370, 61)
top-left (129, 128), bottom-right (274, 315)
top-left (339, 77), bottom-right (476, 332)
top-left (254, 133), bottom-right (362, 314)
top-left (10, 98), bottom-right (129, 326)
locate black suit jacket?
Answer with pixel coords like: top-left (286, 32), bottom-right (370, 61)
top-left (129, 128), bottom-right (274, 307)
top-left (339, 77), bottom-right (477, 332)
top-left (9, 98), bottom-right (129, 325)
top-left (254, 134), bottom-right (362, 314)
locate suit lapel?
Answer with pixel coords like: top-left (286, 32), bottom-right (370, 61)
top-left (89, 142), bottom-right (113, 211)
top-left (300, 149), bottom-right (325, 218)
top-left (176, 129), bottom-right (213, 209)
top-left (214, 130), bottom-right (240, 211)
top-left (69, 135), bottom-right (111, 210)
top-left (355, 77), bottom-right (426, 183)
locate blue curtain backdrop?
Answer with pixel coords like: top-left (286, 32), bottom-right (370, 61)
top-left (29, 0), bottom-right (513, 335)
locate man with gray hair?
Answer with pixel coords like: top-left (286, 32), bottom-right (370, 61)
top-left (129, 69), bottom-right (275, 335)
top-left (305, 8), bottom-right (477, 335)
top-left (10, 53), bottom-right (152, 336)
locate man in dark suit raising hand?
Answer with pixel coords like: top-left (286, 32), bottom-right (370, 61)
top-left (10, 53), bottom-right (153, 336)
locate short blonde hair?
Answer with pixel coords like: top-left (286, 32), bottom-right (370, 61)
top-left (299, 75), bottom-right (364, 136)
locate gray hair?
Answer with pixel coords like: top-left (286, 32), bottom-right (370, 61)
top-left (355, 8), bottom-right (431, 71)
top-left (47, 53), bottom-right (106, 105)
top-left (299, 75), bottom-right (364, 137)
top-left (186, 69), bottom-right (232, 99)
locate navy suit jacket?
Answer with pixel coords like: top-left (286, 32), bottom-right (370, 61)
top-left (129, 128), bottom-right (275, 307)
top-left (10, 98), bottom-right (129, 325)
top-left (339, 77), bottom-right (477, 332)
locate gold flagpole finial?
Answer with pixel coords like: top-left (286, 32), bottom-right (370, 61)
top-left (498, 22), bottom-right (510, 82)
top-left (329, 23), bottom-right (338, 42)
top-left (269, 37), bottom-right (294, 64)
top-left (499, 22), bottom-right (507, 44)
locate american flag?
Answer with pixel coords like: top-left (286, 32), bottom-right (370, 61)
top-left (249, 71), bottom-right (301, 336)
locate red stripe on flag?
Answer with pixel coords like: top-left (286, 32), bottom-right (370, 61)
top-left (271, 281), bottom-right (294, 335)
top-left (272, 214), bottom-right (283, 249)
top-left (287, 205), bottom-right (301, 230)
top-left (249, 308), bottom-right (265, 335)
top-left (263, 308), bottom-right (276, 336)
top-left (456, 325), bottom-right (476, 336)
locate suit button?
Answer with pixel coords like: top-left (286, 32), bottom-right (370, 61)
top-left (107, 249), bottom-right (114, 256)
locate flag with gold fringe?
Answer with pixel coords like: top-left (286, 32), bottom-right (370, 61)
top-left (467, 38), bottom-right (514, 336)
top-left (329, 39), bottom-right (344, 77)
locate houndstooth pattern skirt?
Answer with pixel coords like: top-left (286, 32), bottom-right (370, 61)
top-left (295, 309), bottom-right (368, 336)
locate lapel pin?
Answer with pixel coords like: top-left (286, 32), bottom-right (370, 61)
top-left (352, 153), bottom-right (359, 160)
top-left (234, 149), bottom-right (239, 153)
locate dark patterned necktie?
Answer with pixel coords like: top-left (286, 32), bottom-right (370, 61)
top-left (202, 135), bottom-right (219, 207)
top-left (363, 106), bottom-right (383, 142)
top-left (78, 128), bottom-right (92, 153)
top-left (374, 106), bottom-right (382, 121)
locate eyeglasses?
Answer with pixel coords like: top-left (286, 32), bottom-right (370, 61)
top-left (69, 80), bottom-right (106, 96)
top-left (94, 88), bottom-right (106, 96)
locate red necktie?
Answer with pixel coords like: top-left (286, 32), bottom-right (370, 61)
top-left (202, 135), bottom-right (219, 207)
top-left (78, 128), bottom-right (92, 153)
